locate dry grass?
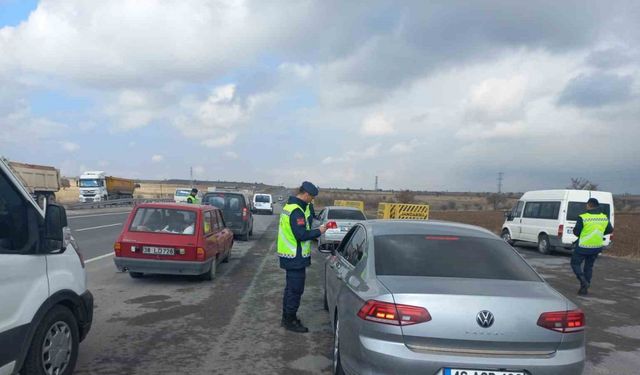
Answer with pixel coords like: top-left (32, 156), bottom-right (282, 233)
top-left (431, 210), bottom-right (640, 259)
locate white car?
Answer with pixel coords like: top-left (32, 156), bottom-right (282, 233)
top-left (174, 187), bottom-right (192, 203)
top-left (502, 189), bottom-right (614, 254)
top-left (253, 193), bottom-right (274, 215)
top-left (0, 158), bottom-right (93, 375)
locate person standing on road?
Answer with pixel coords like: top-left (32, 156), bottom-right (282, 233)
top-left (186, 188), bottom-right (199, 204)
top-left (278, 181), bottom-right (327, 333)
top-left (571, 198), bottom-right (613, 295)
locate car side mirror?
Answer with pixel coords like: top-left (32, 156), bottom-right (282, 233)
top-left (504, 211), bottom-right (513, 221)
top-left (318, 246), bottom-right (333, 254)
top-left (44, 204), bottom-right (68, 251)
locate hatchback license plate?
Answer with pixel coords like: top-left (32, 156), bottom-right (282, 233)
top-left (143, 247), bottom-right (175, 256)
top-left (445, 369), bottom-right (525, 375)
top-left (340, 226), bottom-right (349, 232)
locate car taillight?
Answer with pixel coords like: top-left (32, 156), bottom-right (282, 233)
top-left (196, 247), bottom-right (205, 261)
top-left (114, 242), bottom-right (121, 256)
top-left (242, 207), bottom-right (249, 221)
top-left (537, 309), bottom-right (585, 333)
top-left (326, 221), bottom-right (338, 229)
top-left (357, 300), bottom-right (431, 326)
top-left (558, 224), bottom-right (564, 239)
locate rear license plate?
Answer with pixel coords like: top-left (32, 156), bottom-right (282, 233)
top-left (566, 228), bottom-right (574, 234)
top-left (142, 246), bottom-right (175, 256)
top-left (340, 226), bottom-right (349, 232)
top-left (445, 369), bottom-right (525, 375)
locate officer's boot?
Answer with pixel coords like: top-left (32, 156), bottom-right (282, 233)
top-left (578, 275), bottom-right (589, 295)
top-left (283, 314), bottom-right (309, 333)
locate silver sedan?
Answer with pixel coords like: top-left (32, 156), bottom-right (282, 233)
top-left (321, 220), bottom-right (585, 375)
top-left (315, 206), bottom-right (367, 250)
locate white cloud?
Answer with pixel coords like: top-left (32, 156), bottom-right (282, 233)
top-left (151, 154), bottom-right (164, 163)
top-left (322, 144), bottom-right (380, 164)
top-left (466, 76), bottom-right (528, 123)
top-left (175, 84), bottom-right (246, 148)
top-left (225, 151), bottom-right (238, 159)
top-left (61, 142), bottom-right (80, 152)
top-left (360, 113), bottom-right (394, 136)
top-left (389, 139), bottom-right (420, 154)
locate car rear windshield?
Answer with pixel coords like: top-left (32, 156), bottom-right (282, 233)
top-left (255, 195), bottom-right (271, 203)
top-left (129, 208), bottom-right (197, 235)
top-left (566, 202), bottom-right (611, 221)
top-left (374, 235), bottom-right (541, 281)
top-left (175, 189), bottom-right (190, 197)
top-left (328, 209), bottom-right (366, 220)
top-left (203, 193), bottom-right (245, 211)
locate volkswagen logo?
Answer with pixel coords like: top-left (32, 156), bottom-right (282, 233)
top-left (476, 310), bottom-right (495, 328)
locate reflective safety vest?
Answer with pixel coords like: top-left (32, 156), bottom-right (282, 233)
top-left (578, 212), bottom-right (609, 249)
top-left (278, 203), bottom-right (311, 259)
top-left (187, 195), bottom-right (199, 204)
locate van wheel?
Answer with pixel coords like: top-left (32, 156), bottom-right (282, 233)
top-left (23, 305), bottom-right (79, 375)
top-left (501, 230), bottom-right (514, 245)
top-left (538, 234), bottom-right (552, 255)
top-left (129, 272), bottom-right (144, 279)
top-left (201, 259), bottom-right (217, 281)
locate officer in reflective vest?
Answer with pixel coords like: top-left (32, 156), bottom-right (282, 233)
top-left (571, 198), bottom-right (613, 295)
top-left (278, 181), bottom-right (327, 333)
top-left (186, 188), bottom-right (199, 204)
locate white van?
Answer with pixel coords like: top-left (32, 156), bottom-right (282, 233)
top-left (0, 158), bottom-right (93, 375)
top-left (253, 193), bottom-right (274, 215)
top-left (174, 187), bottom-right (192, 203)
top-left (501, 189), bottom-right (614, 254)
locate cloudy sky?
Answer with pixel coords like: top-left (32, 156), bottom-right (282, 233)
top-left (1, 0), bottom-right (639, 193)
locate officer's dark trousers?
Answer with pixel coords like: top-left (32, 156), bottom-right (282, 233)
top-left (283, 268), bottom-right (306, 316)
top-left (570, 251), bottom-right (599, 285)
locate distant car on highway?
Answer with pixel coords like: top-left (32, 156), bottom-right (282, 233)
top-left (202, 191), bottom-right (254, 241)
top-left (113, 202), bottom-right (233, 281)
top-left (173, 187), bottom-right (192, 203)
top-left (278, 195), bottom-right (284, 202)
top-left (321, 220), bottom-right (585, 375)
top-left (502, 189), bottom-right (614, 254)
top-left (315, 206), bottom-right (366, 250)
top-left (253, 193), bottom-right (273, 215)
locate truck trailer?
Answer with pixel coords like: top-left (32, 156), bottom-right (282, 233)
top-left (5, 159), bottom-right (61, 206)
top-left (78, 171), bottom-right (136, 202)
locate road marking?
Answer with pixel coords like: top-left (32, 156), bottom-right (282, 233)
top-left (74, 223), bottom-right (122, 232)
top-left (68, 212), bottom-right (130, 219)
top-left (86, 252), bottom-right (114, 264)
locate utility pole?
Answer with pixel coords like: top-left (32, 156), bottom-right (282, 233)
top-left (190, 167), bottom-right (194, 188)
top-left (375, 175), bottom-right (379, 191)
top-left (497, 172), bottom-right (503, 194)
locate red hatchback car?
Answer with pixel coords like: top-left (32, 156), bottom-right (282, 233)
top-left (113, 202), bottom-right (234, 280)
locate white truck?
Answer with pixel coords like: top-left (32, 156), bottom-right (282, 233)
top-left (78, 171), bottom-right (136, 203)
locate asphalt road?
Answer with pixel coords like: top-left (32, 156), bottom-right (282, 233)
top-left (67, 208), bottom-right (640, 374)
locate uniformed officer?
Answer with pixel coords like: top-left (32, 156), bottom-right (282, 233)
top-left (186, 188), bottom-right (199, 204)
top-left (278, 181), bottom-right (327, 333)
top-left (571, 198), bottom-right (613, 295)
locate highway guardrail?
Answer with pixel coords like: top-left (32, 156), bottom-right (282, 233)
top-left (377, 202), bottom-right (430, 220)
top-left (64, 198), bottom-right (174, 210)
top-left (334, 200), bottom-right (365, 211)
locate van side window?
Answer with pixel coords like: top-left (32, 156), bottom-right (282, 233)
top-left (523, 201), bottom-right (561, 219)
top-left (0, 170), bottom-right (37, 254)
top-left (514, 201), bottom-right (525, 218)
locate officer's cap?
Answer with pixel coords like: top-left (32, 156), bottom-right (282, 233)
top-left (301, 181), bottom-right (319, 197)
top-left (587, 198), bottom-right (599, 207)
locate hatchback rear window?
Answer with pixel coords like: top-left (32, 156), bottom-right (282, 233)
top-left (374, 235), bottom-right (541, 281)
top-left (203, 194), bottom-right (245, 211)
top-left (328, 209), bottom-right (366, 221)
top-left (129, 208), bottom-right (197, 235)
top-left (255, 195), bottom-right (271, 203)
top-left (566, 202), bottom-right (611, 221)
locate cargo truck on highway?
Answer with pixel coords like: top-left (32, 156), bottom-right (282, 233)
top-left (4, 159), bottom-right (61, 206)
top-left (78, 171), bottom-right (136, 202)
